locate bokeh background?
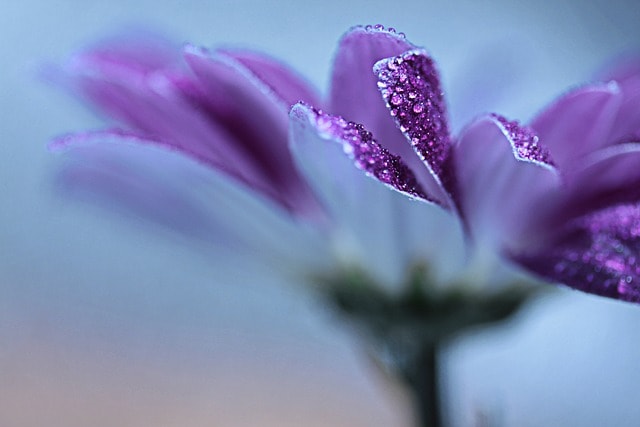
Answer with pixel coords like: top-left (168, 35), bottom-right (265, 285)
top-left (2, 1), bottom-right (640, 426)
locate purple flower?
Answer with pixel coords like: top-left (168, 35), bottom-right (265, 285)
top-left (52, 26), bottom-right (640, 302)
top-left (51, 32), bottom-right (323, 218)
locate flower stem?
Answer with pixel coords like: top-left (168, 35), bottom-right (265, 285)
top-left (405, 343), bottom-right (442, 427)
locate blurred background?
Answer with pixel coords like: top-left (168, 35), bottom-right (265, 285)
top-left (2, 0), bottom-right (640, 426)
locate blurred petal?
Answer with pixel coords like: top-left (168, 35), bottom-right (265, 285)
top-left (217, 49), bottom-right (322, 108)
top-left (184, 46), bottom-right (321, 217)
top-left (58, 34), bottom-right (321, 217)
top-left (557, 143), bottom-right (640, 220)
top-left (515, 203), bottom-right (640, 303)
top-left (452, 114), bottom-right (559, 248)
top-left (62, 39), bottom-right (274, 200)
top-left (375, 50), bottom-right (451, 183)
top-left (51, 130), bottom-right (332, 275)
top-left (289, 103), bottom-right (464, 287)
top-left (529, 83), bottom-right (622, 170)
top-left (599, 57), bottom-right (640, 143)
top-left (328, 26), bottom-right (448, 206)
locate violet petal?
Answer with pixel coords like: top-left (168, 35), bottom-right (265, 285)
top-left (63, 41), bottom-right (276, 201)
top-left (289, 102), bottom-right (464, 286)
top-left (290, 103), bottom-right (432, 202)
top-left (599, 57), bottom-right (640, 143)
top-left (328, 26), bottom-right (449, 206)
top-left (558, 143), bottom-right (640, 220)
top-left (184, 46), bottom-right (322, 217)
top-left (514, 203), bottom-right (640, 303)
top-left (452, 114), bottom-right (559, 248)
top-left (51, 130), bottom-right (332, 270)
top-left (217, 48), bottom-right (322, 109)
top-left (529, 82), bottom-right (622, 170)
top-left (374, 50), bottom-right (451, 192)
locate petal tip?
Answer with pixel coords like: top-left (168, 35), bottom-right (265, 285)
top-left (489, 114), bottom-right (557, 169)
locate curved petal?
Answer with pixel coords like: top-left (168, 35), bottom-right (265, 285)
top-left (51, 130), bottom-right (332, 274)
top-left (452, 114), bottom-right (559, 249)
top-left (291, 103), bottom-right (432, 202)
top-left (289, 103), bottom-right (465, 287)
top-left (216, 49), bottom-right (322, 108)
top-left (529, 82), bottom-right (622, 170)
top-left (60, 38), bottom-right (276, 205)
top-left (599, 57), bottom-right (640, 143)
top-left (514, 203), bottom-right (640, 303)
top-left (375, 50), bottom-right (451, 180)
top-left (328, 26), bottom-right (449, 207)
top-left (554, 143), bottom-right (640, 221)
top-left (183, 46), bottom-right (321, 217)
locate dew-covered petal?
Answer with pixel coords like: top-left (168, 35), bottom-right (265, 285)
top-left (375, 50), bottom-right (451, 181)
top-left (452, 114), bottom-right (559, 249)
top-left (529, 83), bottom-right (622, 170)
top-left (289, 102), bottom-right (464, 287)
top-left (291, 103), bottom-right (433, 202)
top-left (514, 203), bottom-right (640, 303)
top-left (184, 46), bottom-right (321, 217)
top-left (51, 130), bottom-right (332, 274)
top-left (328, 26), bottom-right (449, 207)
top-left (217, 49), bottom-right (322, 109)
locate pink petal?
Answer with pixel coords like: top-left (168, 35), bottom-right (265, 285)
top-left (514, 203), bottom-right (640, 303)
top-left (328, 26), bottom-right (449, 206)
top-left (529, 83), bottom-right (622, 171)
top-left (452, 114), bottom-right (559, 248)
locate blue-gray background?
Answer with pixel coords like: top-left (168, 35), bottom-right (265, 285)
top-left (2, 1), bottom-right (640, 426)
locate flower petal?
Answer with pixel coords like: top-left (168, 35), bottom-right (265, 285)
top-left (599, 57), bottom-right (640, 143)
top-left (51, 130), bottom-right (332, 273)
top-left (183, 46), bottom-right (321, 217)
top-left (216, 49), bottom-right (322, 108)
top-left (375, 50), bottom-right (451, 180)
top-left (58, 35), bottom-right (320, 217)
top-left (289, 103), bottom-right (465, 287)
top-left (452, 114), bottom-right (559, 248)
top-left (529, 82), bottom-right (622, 170)
top-left (291, 103), bottom-right (433, 202)
top-left (557, 143), bottom-right (640, 221)
top-left (514, 203), bottom-right (640, 303)
top-left (61, 39), bottom-right (276, 202)
top-left (328, 26), bottom-right (449, 206)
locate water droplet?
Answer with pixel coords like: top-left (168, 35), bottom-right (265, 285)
top-left (390, 93), bottom-right (403, 106)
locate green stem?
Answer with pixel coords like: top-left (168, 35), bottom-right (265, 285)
top-left (404, 343), bottom-right (443, 427)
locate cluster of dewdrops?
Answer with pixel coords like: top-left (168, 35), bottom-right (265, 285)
top-left (491, 114), bottom-right (555, 167)
top-left (363, 24), bottom-right (405, 39)
top-left (310, 106), bottom-right (430, 201)
top-left (550, 204), bottom-right (640, 300)
top-left (375, 51), bottom-right (450, 177)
